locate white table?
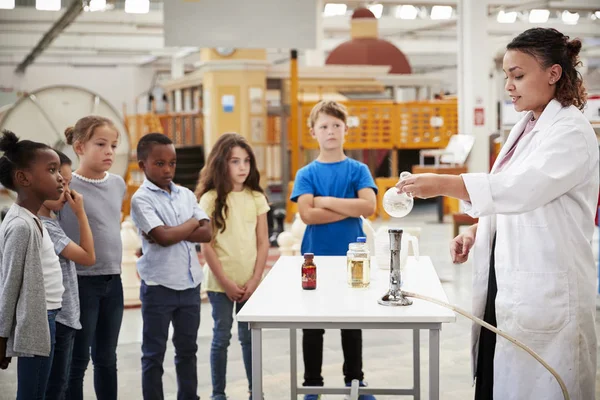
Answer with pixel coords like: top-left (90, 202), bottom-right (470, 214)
top-left (237, 256), bottom-right (456, 399)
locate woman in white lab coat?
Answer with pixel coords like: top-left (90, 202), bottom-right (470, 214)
top-left (397, 28), bottom-right (599, 400)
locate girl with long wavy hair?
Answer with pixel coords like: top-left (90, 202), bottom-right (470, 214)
top-left (196, 133), bottom-right (270, 400)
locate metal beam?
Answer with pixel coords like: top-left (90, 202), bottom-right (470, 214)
top-left (0, 23), bottom-right (163, 36)
top-left (0, 8), bottom-right (162, 25)
top-left (321, 37), bottom-right (460, 54)
top-left (15, 0), bottom-right (83, 74)
top-left (2, 32), bottom-right (164, 52)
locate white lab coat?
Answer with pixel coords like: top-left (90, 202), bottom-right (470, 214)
top-left (462, 99), bottom-right (599, 400)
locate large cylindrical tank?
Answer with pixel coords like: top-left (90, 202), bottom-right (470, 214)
top-left (0, 85), bottom-right (130, 178)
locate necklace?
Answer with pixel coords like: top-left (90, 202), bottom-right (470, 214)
top-left (73, 171), bottom-right (109, 184)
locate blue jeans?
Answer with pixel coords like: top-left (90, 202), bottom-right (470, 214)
top-left (207, 291), bottom-right (252, 400)
top-left (45, 322), bottom-right (77, 400)
top-left (68, 275), bottom-right (124, 400)
top-left (17, 309), bottom-right (59, 400)
top-left (141, 282), bottom-right (201, 400)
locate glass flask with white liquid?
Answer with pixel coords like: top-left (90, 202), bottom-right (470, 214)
top-left (382, 171), bottom-right (414, 218)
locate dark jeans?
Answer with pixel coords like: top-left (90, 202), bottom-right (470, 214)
top-left (46, 322), bottom-right (77, 400)
top-left (141, 282), bottom-right (201, 400)
top-left (17, 309), bottom-right (59, 400)
top-left (302, 329), bottom-right (364, 387)
top-left (68, 275), bottom-right (124, 400)
top-left (207, 291), bottom-right (252, 400)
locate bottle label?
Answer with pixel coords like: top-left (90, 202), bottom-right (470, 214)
top-left (302, 267), bottom-right (316, 289)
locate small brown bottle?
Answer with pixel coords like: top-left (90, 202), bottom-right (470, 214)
top-left (302, 253), bottom-right (317, 290)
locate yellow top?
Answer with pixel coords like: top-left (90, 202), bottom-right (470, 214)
top-left (199, 188), bottom-right (270, 292)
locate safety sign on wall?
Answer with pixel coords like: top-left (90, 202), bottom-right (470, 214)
top-left (221, 95), bottom-right (235, 113)
top-left (474, 107), bottom-right (485, 126)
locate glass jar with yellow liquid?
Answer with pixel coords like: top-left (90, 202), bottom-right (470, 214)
top-left (347, 237), bottom-right (370, 288)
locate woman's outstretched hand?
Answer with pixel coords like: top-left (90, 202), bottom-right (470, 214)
top-left (450, 224), bottom-right (477, 264)
top-left (395, 173), bottom-right (442, 199)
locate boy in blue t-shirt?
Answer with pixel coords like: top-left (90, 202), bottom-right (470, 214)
top-left (291, 100), bottom-right (378, 400)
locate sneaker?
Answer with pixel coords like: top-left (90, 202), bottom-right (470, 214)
top-left (303, 395), bottom-right (321, 400)
top-left (345, 381), bottom-right (376, 400)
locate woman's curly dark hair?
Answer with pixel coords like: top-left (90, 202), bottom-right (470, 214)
top-left (507, 27), bottom-right (586, 110)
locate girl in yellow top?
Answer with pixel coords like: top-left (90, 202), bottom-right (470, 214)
top-left (196, 133), bottom-right (270, 400)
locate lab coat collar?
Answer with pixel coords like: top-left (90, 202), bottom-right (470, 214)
top-left (528, 99), bottom-right (563, 136)
top-left (491, 99), bottom-right (564, 174)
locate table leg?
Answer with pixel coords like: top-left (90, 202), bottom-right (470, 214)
top-left (350, 379), bottom-right (360, 400)
top-left (413, 329), bottom-right (421, 400)
top-left (429, 328), bottom-right (440, 400)
top-left (290, 329), bottom-right (297, 399)
top-left (252, 327), bottom-right (263, 400)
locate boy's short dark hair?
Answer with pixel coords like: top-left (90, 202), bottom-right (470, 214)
top-left (137, 133), bottom-right (173, 161)
top-left (54, 149), bottom-right (72, 166)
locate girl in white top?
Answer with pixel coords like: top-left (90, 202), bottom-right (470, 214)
top-left (0, 130), bottom-right (65, 399)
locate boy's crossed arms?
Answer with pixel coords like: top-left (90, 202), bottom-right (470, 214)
top-left (297, 188), bottom-right (376, 225)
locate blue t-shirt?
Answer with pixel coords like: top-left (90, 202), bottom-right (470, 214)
top-left (290, 158), bottom-right (377, 256)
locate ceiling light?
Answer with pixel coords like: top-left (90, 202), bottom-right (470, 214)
top-left (396, 5), bottom-right (418, 20)
top-left (323, 3), bottom-right (347, 17)
top-left (36, 0), bottom-right (61, 11)
top-left (125, 0), bottom-right (149, 14)
top-left (561, 10), bottom-right (579, 24)
top-left (368, 4), bottom-right (383, 19)
top-left (529, 9), bottom-right (550, 23)
top-left (430, 5), bottom-right (452, 20)
top-left (0, 0), bottom-right (14, 9)
top-left (497, 10), bottom-right (517, 23)
top-left (86, 0), bottom-right (106, 12)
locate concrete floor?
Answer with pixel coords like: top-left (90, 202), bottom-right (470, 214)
top-left (1, 202), bottom-right (599, 399)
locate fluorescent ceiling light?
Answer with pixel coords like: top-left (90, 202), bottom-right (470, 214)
top-left (0, 0), bottom-right (14, 9)
top-left (529, 9), bottom-right (550, 23)
top-left (368, 4), bottom-right (383, 19)
top-left (36, 0), bottom-right (61, 11)
top-left (596, 11), bottom-right (600, 19)
top-left (497, 10), bottom-right (517, 23)
top-left (430, 5), bottom-right (452, 20)
top-left (561, 10), bottom-right (579, 24)
top-left (323, 3), bottom-right (347, 17)
top-left (396, 5), bottom-right (418, 20)
top-left (87, 0), bottom-right (106, 12)
top-left (125, 0), bottom-right (149, 14)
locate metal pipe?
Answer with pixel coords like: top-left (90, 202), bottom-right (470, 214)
top-left (289, 49), bottom-right (299, 179)
top-left (280, 81), bottom-right (290, 203)
top-left (15, 0), bottom-right (84, 74)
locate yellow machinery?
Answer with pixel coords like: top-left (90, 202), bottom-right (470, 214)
top-left (125, 112), bottom-right (204, 152)
top-left (298, 99), bottom-right (457, 151)
top-left (264, 98), bottom-right (459, 221)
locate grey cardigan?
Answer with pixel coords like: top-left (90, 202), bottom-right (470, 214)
top-left (0, 203), bottom-right (50, 357)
